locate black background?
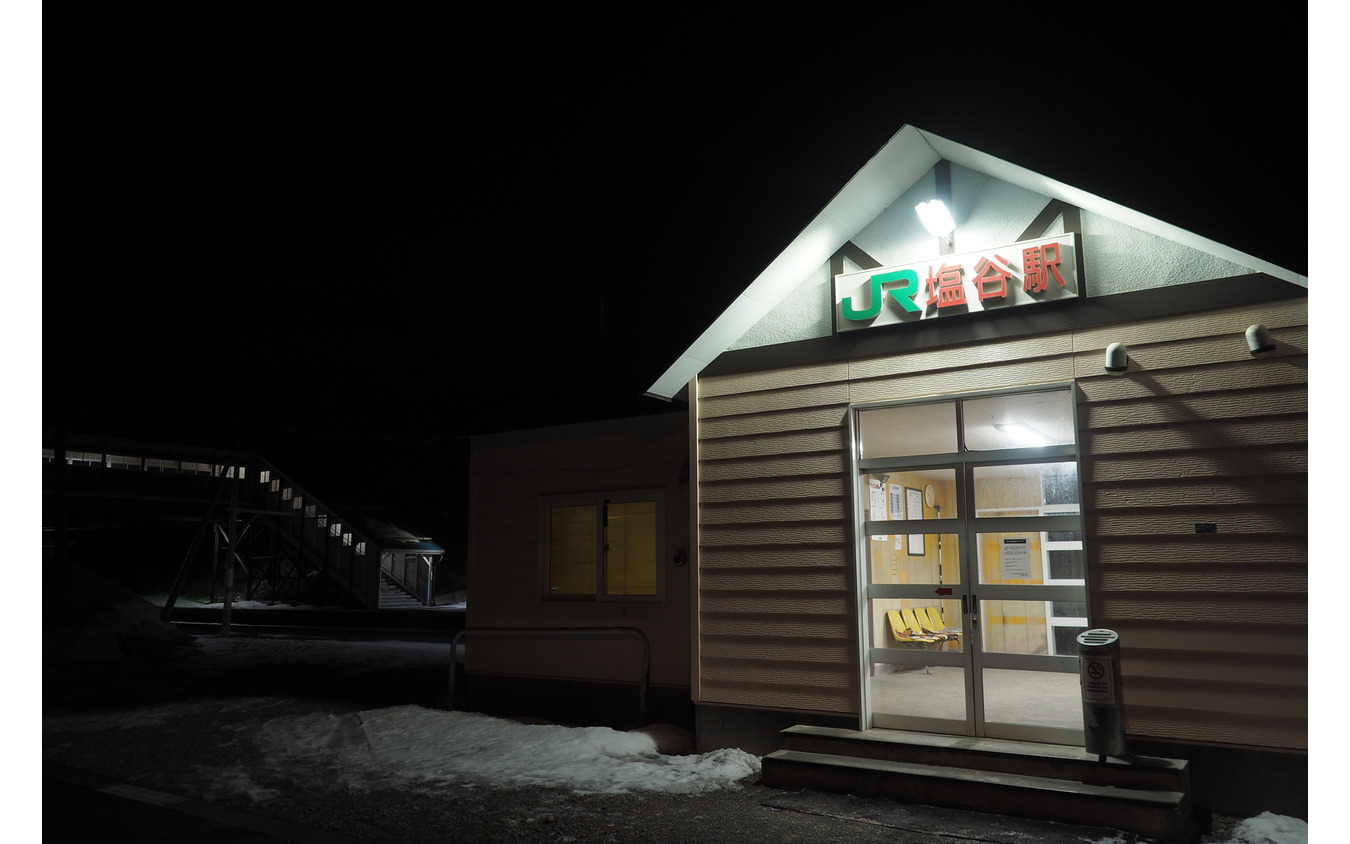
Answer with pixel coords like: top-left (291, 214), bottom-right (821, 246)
top-left (40, 7), bottom-right (1310, 548)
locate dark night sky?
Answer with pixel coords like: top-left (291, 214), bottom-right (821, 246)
top-left (37, 7), bottom-right (1312, 541)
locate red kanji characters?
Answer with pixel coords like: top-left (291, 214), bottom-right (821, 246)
top-left (1022, 243), bottom-right (1065, 293)
top-left (924, 263), bottom-right (966, 309)
top-left (972, 254), bottom-right (1013, 302)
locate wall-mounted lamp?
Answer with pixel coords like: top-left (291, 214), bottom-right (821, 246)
top-left (915, 199), bottom-right (956, 238)
top-left (1246, 324), bottom-right (1276, 356)
top-left (1104, 342), bottom-right (1128, 376)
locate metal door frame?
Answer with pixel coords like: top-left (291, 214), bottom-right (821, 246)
top-left (850, 383), bottom-right (1087, 744)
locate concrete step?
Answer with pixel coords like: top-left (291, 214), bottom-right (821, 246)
top-left (778, 725), bottom-right (1191, 793)
top-left (762, 727), bottom-right (1197, 843)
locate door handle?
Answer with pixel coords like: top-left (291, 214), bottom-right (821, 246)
top-left (971, 592), bottom-right (978, 624)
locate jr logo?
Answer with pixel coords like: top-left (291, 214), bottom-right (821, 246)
top-left (840, 269), bottom-right (921, 320)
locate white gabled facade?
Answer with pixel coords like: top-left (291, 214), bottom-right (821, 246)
top-left (654, 124), bottom-right (1307, 819)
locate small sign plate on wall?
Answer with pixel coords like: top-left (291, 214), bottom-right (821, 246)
top-left (833, 232), bottom-right (1083, 333)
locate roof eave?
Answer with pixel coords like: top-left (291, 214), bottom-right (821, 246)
top-left (644, 125), bottom-right (1306, 400)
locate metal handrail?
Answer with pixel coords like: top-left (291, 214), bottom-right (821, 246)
top-left (448, 626), bottom-right (651, 712)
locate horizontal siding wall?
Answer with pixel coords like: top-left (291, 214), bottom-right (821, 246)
top-left (467, 416), bottom-right (692, 689)
top-left (1074, 297), bottom-right (1308, 750)
top-left (694, 297), bottom-right (1307, 751)
top-left (696, 362), bottom-right (855, 714)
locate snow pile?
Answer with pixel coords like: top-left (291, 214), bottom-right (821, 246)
top-left (1220, 811), bottom-right (1308, 844)
top-left (43, 561), bottom-right (200, 663)
top-left (261, 706), bottom-right (759, 796)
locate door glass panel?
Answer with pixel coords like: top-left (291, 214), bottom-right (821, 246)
top-left (861, 469), bottom-right (959, 522)
top-left (978, 597), bottom-right (1054, 655)
top-left (981, 668), bottom-right (1081, 730)
top-left (871, 597), bottom-right (965, 653)
top-left (870, 662), bottom-right (967, 723)
top-left (859, 402), bottom-right (957, 458)
top-left (962, 390), bottom-right (1075, 451)
top-left (866, 533), bottom-right (962, 587)
top-left (973, 462), bottom-right (1078, 516)
top-left (856, 387), bottom-right (1084, 744)
top-left (976, 531), bottom-right (1049, 585)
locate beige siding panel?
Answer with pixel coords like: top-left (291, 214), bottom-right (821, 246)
top-left (1076, 358), bottom-right (1306, 404)
top-left (699, 452), bottom-right (848, 482)
top-left (699, 361), bottom-right (851, 398)
top-left (698, 680), bottom-right (856, 713)
top-left (699, 567), bottom-right (851, 593)
top-left (699, 614), bottom-right (854, 639)
top-left (1083, 479), bottom-right (1307, 510)
top-left (1126, 707), bottom-right (1305, 750)
top-left (700, 638), bottom-right (854, 663)
top-left (701, 476), bottom-right (849, 504)
top-left (1082, 386), bottom-right (1307, 429)
top-left (1097, 595), bottom-right (1306, 624)
top-left (701, 592), bottom-right (852, 615)
top-left (1071, 299), bottom-right (1308, 350)
top-left (1103, 622), bottom-right (1306, 656)
top-left (1095, 565), bottom-right (1307, 593)
top-left (700, 383), bottom-right (849, 419)
top-left (848, 334), bottom-right (1076, 380)
top-left (700, 406), bottom-right (848, 441)
top-left (700, 522), bottom-right (850, 546)
top-left (694, 296), bottom-right (1306, 750)
top-left (701, 658), bottom-right (854, 687)
top-left (699, 428), bottom-right (846, 461)
top-left (1088, 507), bottom-right (1306, 537)
top-left (850, 355), bottom-right (1077, 404)
top-left (1083, 447), bottom-right (1307, 483)
top-left (701, 499), bottom-right (849, 524)
top-left (1122, 679), bottom-right (1304, 719)
top-left (700, 546), bottom-right (849, 569)
top-left (1085, 419), bottom-right (1307, 454)
top-left (1123, 651), bottom-right (1306, 686)
top-left (1094, 539), bottom-right (1305, 567)
top-left (1073, 331), bottom-right (1305, 374)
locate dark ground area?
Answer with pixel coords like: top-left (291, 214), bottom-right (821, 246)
top-left (42, 561), bottom-right (1259, 843)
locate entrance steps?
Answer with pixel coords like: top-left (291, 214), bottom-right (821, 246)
top-left (760, 725), bottom-right (1196, 842)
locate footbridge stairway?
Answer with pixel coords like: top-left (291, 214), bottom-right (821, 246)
top-left (43, 433), bottom-right (440, 611)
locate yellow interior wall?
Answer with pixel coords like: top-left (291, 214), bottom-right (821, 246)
top-left (866, 473), bottom-right (960, 650)
top-left (976, 474), bottom-right (1049, 656)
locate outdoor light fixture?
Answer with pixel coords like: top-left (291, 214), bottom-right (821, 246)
top-left (915, 199), bottom-right (956, 238)
top-left (1104, 342), bottom-right (1128, 375)
top-left (1246, 324), bottom-right (1276, 356)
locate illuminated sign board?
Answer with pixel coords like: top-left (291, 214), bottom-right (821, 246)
top-left (833, 233), bottom-right (1082, 333)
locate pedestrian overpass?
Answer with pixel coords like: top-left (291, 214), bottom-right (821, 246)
top-left (42, 433), bottom-right (445, 613)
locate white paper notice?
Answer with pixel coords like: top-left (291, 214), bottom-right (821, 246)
top-left (1001, 537), bottom-right (1032, 579)
top-left (869, 478), bottom-right (886, 540)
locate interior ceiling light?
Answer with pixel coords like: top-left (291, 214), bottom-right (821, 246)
top-left (994, 422), bottom-right (1050, 447)
top-left (915, 199), bottom-right (956, 237)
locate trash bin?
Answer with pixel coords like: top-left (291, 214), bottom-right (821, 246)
top-left (1077, 628), bottom-right (1127, 758)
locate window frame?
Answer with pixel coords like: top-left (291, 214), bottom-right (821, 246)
top-left (539, 488), bottom-right (665, 603)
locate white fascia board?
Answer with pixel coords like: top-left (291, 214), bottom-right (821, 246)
top-left (928, 130), bottom-right (1308, 289)
top-left (645, 125), bottom-right (1306, 401)
top-left (646, 126), bottom-right (939, 399)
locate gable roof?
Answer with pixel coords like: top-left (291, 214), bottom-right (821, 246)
top-left (644, 124), bottom-right (1307, 401)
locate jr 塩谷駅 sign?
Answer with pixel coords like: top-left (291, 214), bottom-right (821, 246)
top-left (833, 233), bottom-right (1082, 333)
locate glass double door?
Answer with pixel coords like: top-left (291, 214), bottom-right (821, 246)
top-left (853, 386), bottom-right (1088, 745)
